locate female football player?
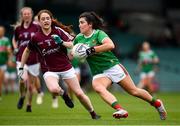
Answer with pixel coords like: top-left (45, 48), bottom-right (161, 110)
top-left (137, 41), bottom-right (159, 94)
top-left (73, 11), bottom-right (167, 120)
top-left (0, 25), bottom-right (12, 100)
top-left (13, 7), bottom-right (43, 112)
top-left (19, 9), bottom-right (100, 119)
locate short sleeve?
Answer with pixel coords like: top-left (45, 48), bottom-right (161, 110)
top-left (97, 30), bottom-right (108, 44)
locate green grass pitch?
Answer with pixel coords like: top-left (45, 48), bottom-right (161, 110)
top-left (0, 92), bottom-right (180, 125)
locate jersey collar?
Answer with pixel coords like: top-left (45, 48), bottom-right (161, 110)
top-left (84, 30), bottom-right (95, 38)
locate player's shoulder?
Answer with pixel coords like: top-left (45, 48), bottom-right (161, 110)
top-left (95, 29), bottom-right (108, 37)
top-left (54, 26), bottom-right (66, 33)
top-left (15, 25), bottom-right (22, 32)
top-left (32, 31), bottom-right (41, 40)
top-left (33, 21), bottom-right (40, 26)
top-left (75, 33), bottom-right (84, 39)
top-left (53, 26), bottom-right (69, 35)
top-left (31, 22), bottom-right (40, 31)
top-left (95, 29), bottom-right (105, 34)
top-left (54, 26), bottom-right (61, 30)
top-left (95, 29), bottom-right (101, 33)
top-left (31, 22), bottom-right (39, 27)
top-left (73, 33), bottom-right (84, 44)
top-left (32, 21), bottom-right (38, 25)
top-left (32, 22), bottom-right (37, 26)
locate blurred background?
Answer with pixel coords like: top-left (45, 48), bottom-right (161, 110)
top-left (0, 0), bottom-right (180, 92)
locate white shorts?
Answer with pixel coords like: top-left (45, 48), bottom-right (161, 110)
top-left (43, 67), bottom-right (76, 80)
top-left (16, 61), bottom-right (40, 77)
top-left (140, 71), bottom-right (155, 79)
top-left (0, 64), bottom-right (7, 72)
top-left (5, 72), bottom-right (17, 80)
top-left (74, 67), bottom-right (80, 74)
top-left (93, 64), bottom-right (128, 83)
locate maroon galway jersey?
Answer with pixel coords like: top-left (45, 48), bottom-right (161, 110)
top-left (14, 22), bottom-right (39, 65)
top-left (28, 26), bottom-right (74, 73)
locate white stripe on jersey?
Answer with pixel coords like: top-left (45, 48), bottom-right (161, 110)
top-left (55, 26), bottom-right (74, 41)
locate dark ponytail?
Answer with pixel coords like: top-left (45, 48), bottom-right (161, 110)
top-left (79, 11), bottom-right (105, 30)
top-left (51, 19), bottom-right (74, 34)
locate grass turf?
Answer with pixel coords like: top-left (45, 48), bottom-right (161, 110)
top-left (0, 92), bottom-right (180, 125)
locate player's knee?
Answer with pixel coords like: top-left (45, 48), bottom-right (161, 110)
top-left (75, 91), bottom-right (84, 99)
top-left (92, 84), bottom-right (103, 94)
top-left (129, 88), bottom-right (139, 96)
top-left (48, 87), bottom-right (59, 94)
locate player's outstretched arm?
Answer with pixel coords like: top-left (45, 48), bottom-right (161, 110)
top-left (51, 34), bottom-right (73, 49)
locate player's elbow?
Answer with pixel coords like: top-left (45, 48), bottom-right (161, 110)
top-left (103, 38), bottom-right (115, 50)
top-left (108, 43), bottom-right (115, 50)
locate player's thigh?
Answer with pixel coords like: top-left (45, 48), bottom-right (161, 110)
top-left (92, 77), bottom-right (112, 91)
top-left (119, 74), bottom-right (137, 94)
top-left (64, 77), bottom-right (84, 95)
top-left (43, 73), bottom-right (59, 90)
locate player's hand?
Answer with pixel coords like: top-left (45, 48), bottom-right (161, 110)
top-left (86, 47), bottom-right (95, 56)
top-left (79, 46), bottom-right (95, 58)
top-left (51, 34), bottom-right (63, 45)
top-left (18, 67), bottom-right (24, 79)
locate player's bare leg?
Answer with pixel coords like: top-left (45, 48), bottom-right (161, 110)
top-left (44, 76), bottom-right (74, 108)
top-left (119, 74), bottom-right (167, 120)
top-left (17, 79), bottom-right (27, 109)
top-left (17, 69), bottom-right (28, 109)
top-left (92, 77), bottom-right (128, 119)
top-left (64, 77), bottom-right (101, 119)
top-left (25, 73), bottom-right (36, 112)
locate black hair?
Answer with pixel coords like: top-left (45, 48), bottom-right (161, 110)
top-left (79, 11), bottom-right (105, 30)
